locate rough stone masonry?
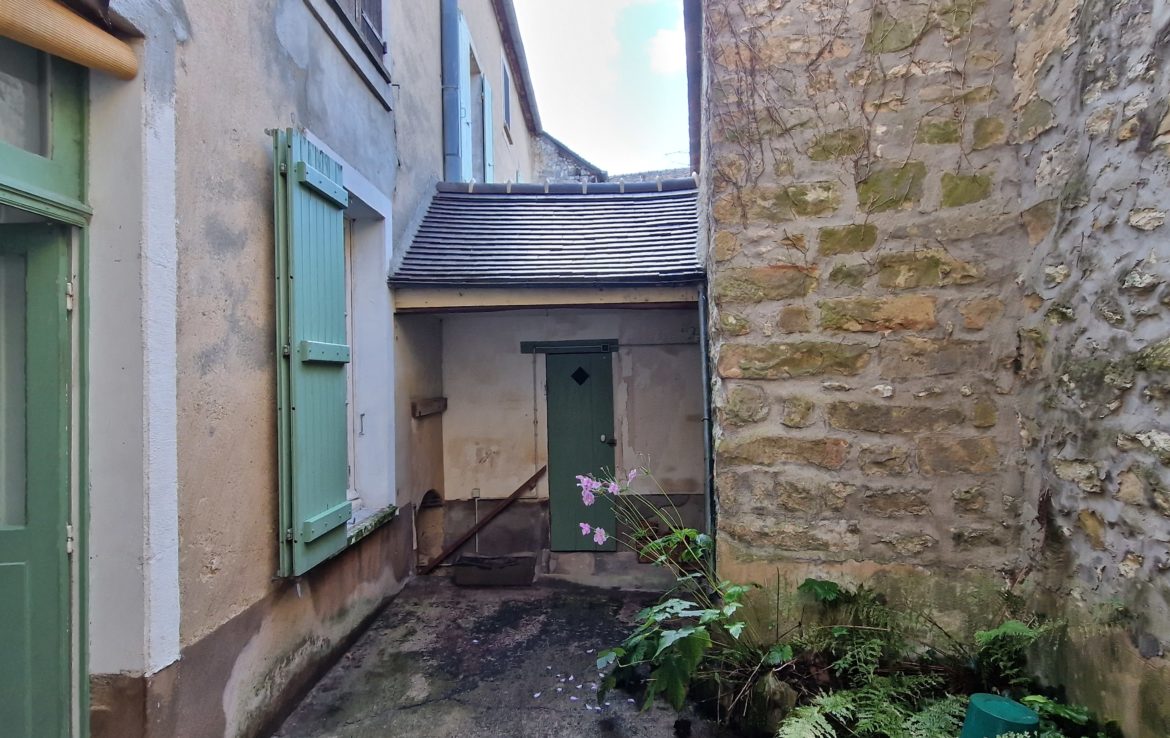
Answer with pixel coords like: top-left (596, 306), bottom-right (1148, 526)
top-left (701, 0), bottom-right (1170, 734)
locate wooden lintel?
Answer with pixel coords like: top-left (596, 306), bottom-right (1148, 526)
top-left (411, 397), bottom-right (448, 418)
top-left (392, 285), bottom-right (701, 313)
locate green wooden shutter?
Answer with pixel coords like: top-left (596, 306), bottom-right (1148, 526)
top-left (482, 77), bottom-right (495, 183)
top-left (273, 129), bottom-right (352, 576)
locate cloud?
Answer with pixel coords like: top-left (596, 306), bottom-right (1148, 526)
top-left (648, 19), bottom-right (686, 75)
top-left (513, 0), bottom-right (689, 175)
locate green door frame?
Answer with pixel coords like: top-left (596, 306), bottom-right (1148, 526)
top-left (0, 45), bottom-right (89, 738)
top-left (0, 223), bottom-right (74, 737)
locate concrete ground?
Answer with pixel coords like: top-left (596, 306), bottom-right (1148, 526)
top-left (274, 576), bottom-right (730, 738)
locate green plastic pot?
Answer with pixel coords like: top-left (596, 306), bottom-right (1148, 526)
top-left (959, 693), bottom-right (1040, 738)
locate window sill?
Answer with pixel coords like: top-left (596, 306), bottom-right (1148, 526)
top-left (347, 504), bottom-right (399, 546)
top-left (303, 0), bottom-right (394, 111)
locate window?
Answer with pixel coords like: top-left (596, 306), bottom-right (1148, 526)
top-left (502, 59), bottom-right (513, 143)
top-left (331, 0), bottom-right (385, 56)
top-left (456, 13), bottom-right (495, 183)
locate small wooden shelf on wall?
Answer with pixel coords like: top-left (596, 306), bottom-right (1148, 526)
top-left (411, 397), bottom-right (447, 418)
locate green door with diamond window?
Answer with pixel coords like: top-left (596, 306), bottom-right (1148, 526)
top-left (546, 351), bottom-right (617, 551)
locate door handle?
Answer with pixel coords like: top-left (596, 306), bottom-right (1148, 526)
top-left (600, 434), bottom-right (617, 447)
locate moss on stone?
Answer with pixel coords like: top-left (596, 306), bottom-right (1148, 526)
top-left (1018, 98), bottom-right (1056, 141)
top-left (857, 161), bottom-right (926, 213)
top-left (916, 118), bottom-right (961, 144)
top-left (742, 183), bottom-right (843, 221)
top-left (876, 249), bottom-right (982, 288)
top-left (866, 7), bottom-right (927, 52)
top-left (972, 117), bottom-right (1006, 150)
top-left (1137, 338), bottom-right (1170, 372)
top-left (818, 224), bottom-right (878, 256)
top-left (829, 263), bottom-right (868, 288)
top-left (808, 127), bottom-right (865, 161)
top-left (940, 172), bottom-right (992, 207)
top-left (936, 0), bottom-right (983, 39)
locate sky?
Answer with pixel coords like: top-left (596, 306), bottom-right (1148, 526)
top-left (513, 0), bottom-right (690, 176)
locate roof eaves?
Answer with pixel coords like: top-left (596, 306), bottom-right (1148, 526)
top-left (491, 0), bottom-right (542, 135)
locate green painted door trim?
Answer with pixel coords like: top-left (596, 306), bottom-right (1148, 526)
top-left (546, 351), bottom-right (617, 551)
top-left (0, 224), bottom-right (73, 738)
top-left (520, 338), bottom-right (619, 354)
top-left (0, 55), bottom-right (87, 212)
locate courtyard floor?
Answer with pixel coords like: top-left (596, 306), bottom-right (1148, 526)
top-left (274, 576), bottom-right (725, 738)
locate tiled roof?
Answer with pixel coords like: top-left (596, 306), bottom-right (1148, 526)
top-left (390, 179), bottom-right (703, 287)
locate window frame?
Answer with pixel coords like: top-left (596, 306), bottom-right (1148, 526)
top-left (327, 0), bottom-right (387, 60)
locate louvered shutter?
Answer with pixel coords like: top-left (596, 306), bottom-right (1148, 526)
top-left (457, 13), bottom-right (473, 182)
top-left (482, 77), bottom-right (495, 183)
top-left (273, 129), bottom-right (352, 576)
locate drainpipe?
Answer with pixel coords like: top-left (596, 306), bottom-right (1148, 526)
top-left (440, 0), bottom-right (461, 181)
top-left (697, 283), bottom-right (716, 550)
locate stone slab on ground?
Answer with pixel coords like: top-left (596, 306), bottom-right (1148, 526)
top-left (274, 577), bottom-right (728, 738)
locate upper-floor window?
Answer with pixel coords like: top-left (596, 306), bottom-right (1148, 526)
top-left (333, 0), bottom-right (385, 55)
top-left (502, 59), bottom-right (513, 144)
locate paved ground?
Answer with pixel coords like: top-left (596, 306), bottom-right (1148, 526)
top-left (275, 577), bottom-right (728, 738)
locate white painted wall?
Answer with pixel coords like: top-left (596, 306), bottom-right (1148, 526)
top-left (87, 4), bottom-right (184, 676)
top-left (440, 308), bottom-right (705, 501)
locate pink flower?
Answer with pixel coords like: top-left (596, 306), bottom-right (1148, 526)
top-left (579, 522), bottom-right (592, 535)
top-left (607, 482), bottom-right (620, 496)
top-left (593, 527), bottom-right (608, 545)
top-left (582, 489), bottom-right (596, 506)
top-left (627, 469), bottom-right (638, 484)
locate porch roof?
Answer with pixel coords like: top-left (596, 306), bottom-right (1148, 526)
top-left (389, 179), bottom-right (703, 287)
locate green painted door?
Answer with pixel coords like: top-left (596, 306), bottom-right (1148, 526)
top-left (0, 222), bottom-right (71, 738)
top-left (546, 352), bottom-right (617, 551)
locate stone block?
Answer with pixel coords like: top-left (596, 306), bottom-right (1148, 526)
top-left (777, 306), bottom-right (811, 333)
top-left (1017, 98), bottom-right (1055, 141)
top-left (721, 518), bottom-right (860, 555)
top-left (829, 263), bottom-right (868, 288)
top-left (916, 118), bottom-right (961, 144)
top-left (874, 532), bottom-right (938, 556)
top-left (857, 162), bottom-right (926, 213)
top-left (718, 342), bottom-right (872, 379)
top-left (718, 183), bottom-right (843, 222)
top-left (971, 397), bottom-right (997, 428)
top-left (828, 401), bottom-right (965, 433)
top-left (860, 444), bottom-right (913, 475)
top-left (720, 433), bottom-right (850, 470)
top-left (713, 231), bottom-right (741, 261)
top-left (940, 172), bottom-right (992, 207)
top-left (818, 224), bottom-right (878, 256)
top-left (866, 6), bottom-right (928, 52)
top-left (819, 295), bottom-right (937, 332)
top-left (878, 337), bottom-right (989, 378)
top-left (1077, 509), bottom-right (1106, 550)
top-left (919, 436), bottom-right (998, 474)
top-left (861, 487), bottom-right (931, 517)
top-left (959, 297), bottom-right (1004, 330)
top-left (972, 117), bottom-right (1006, 150)
top-left (876, 249), bottom-right (982, 289)
top-left (720, 312), bottom-right (751, 336)
top-left (781, 397), bottom-right (816, 428)
top-left (951, 485), bottom-right (988, 513)
top-left (714, 266), bottom-right (817, 303)
top-left (722, 384), bottom-right (770, 426)
top-left (1021, 200), bottom-right (1057, 245)
top-left (808, 127), bottom-right (865, 160)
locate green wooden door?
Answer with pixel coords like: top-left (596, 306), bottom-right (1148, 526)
top-left (546, 352), bottom-right (617, 551)
top-left (0, 223), bottom-right (71, 738)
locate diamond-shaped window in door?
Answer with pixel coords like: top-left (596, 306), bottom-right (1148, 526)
top-left (571, 366), bottom-right (590, 385)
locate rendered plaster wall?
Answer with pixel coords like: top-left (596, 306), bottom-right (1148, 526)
top-left (89, 0), bottom-right (409, 734)
top-left (439, 308), bottom-right (706, 502)
top-left (393, 313), bottom-right (446, 511)
top-left (458, 0), bottom-right (539, 184)
top-left (703, 0), bottom-right (1170, 732)
top-left (389, 0), bottom-right (538, 246)
top-left (387, 0), bottom-right (442, 246)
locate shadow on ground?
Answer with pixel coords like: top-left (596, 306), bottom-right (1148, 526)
top-left (274, 577), bottom-right (731, 738)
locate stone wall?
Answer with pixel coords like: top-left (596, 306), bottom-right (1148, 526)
top-left (534, 133), bottom-right (607, 183)
top-left (703, 0), bottom-right (1170, 731)
top-left (1012, 0), bottom-right (1170, 731)
top-left (705, 0), bottom-right (1026, 579)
